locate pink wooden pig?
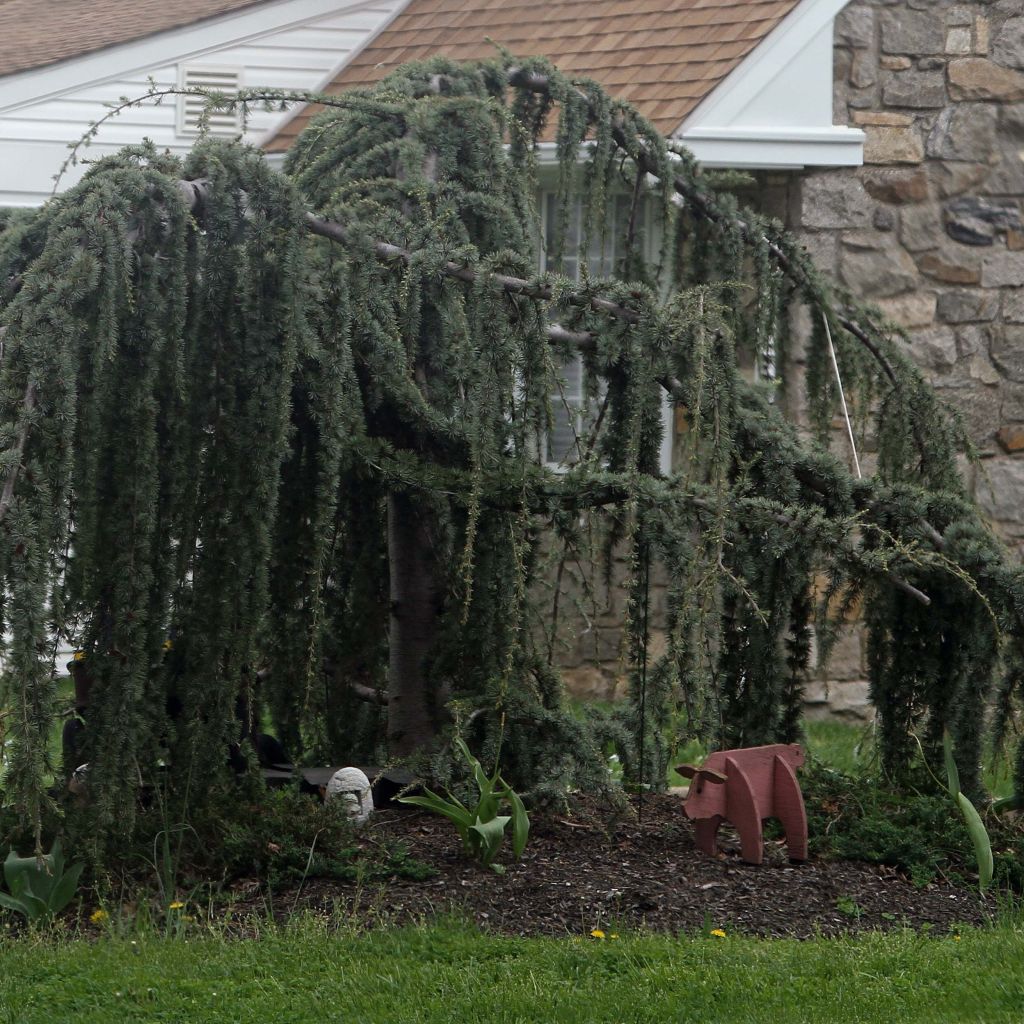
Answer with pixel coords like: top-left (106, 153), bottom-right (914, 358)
top-left (676, 743), bottom-right (807, 865)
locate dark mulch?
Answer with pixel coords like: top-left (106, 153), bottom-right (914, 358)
top-left (263, 794), bottom-right (993, 939)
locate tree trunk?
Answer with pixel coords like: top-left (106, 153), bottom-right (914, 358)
top-left (386, 490), bottom-right (442, 756)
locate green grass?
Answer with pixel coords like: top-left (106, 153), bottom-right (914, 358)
top-left (1, 917), bottom-right (1023, 1023)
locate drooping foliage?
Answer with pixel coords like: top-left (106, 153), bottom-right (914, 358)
top-left (1, 56), bottom-right (1023, 851)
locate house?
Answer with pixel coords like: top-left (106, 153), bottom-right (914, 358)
top-left (0, 0), bottom-right (406, 206)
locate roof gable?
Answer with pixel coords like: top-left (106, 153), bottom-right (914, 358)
top-left (265, 0), bottom-right (803, 153)
top-left (0, 0), bottom-right (274, 79)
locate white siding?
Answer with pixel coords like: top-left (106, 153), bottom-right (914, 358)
top-left (0, 0), bottom-right (402, 206)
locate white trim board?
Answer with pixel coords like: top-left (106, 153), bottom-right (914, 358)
top-left (676, 0), bottom-right (863, 170)
top-left (0, 0), bottom-right (403, 115)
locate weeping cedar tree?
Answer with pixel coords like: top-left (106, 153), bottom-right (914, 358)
top-left (1, 56), bottom-right (1023, 850)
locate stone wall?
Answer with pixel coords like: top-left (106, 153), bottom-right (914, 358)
top-left (791, 0), bottom-right (1024, 720)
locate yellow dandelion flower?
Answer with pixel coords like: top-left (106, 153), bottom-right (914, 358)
top-left (162, 639), bottom-right (174, 651)
top-left (610, 934), bottom-right (620, 940)
top-left (710, 928), bottom-right (727, 938)
top-left (954, 935), bottom-right (961, 942)
top-left (590, 929), bottom-right (606, 939)
top-left (89, 909), bottom-right (109, 925)
top-left (72, 650), bottom-right (86, 662)
top-left (169, 901), bottom-right (185, 911)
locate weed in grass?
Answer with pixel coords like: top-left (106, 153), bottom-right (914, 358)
top-left (836, 895), bottom-right (863, 921)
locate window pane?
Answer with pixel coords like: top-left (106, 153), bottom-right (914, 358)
top-left (547, 405), bottom-right (579, 465)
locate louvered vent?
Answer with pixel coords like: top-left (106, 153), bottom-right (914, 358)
top-left (177, 66), bottom-right (243, 137)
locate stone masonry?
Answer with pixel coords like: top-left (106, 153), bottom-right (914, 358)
top-left (797, 0), bottom-right (1024, 721)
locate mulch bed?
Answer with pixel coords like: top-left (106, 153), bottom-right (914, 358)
top-left (263, 794), bottom-right (993, 939)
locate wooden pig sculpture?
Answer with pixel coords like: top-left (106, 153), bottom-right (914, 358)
top-left (677, 744), bottom-right (807, 865)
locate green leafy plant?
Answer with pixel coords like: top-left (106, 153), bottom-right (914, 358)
top-left (0, 840), bottom-right (84, 924)
top-left (943, 731), bottom-right (994, 892)
top-left (399, 738), bottom-right (529, 873)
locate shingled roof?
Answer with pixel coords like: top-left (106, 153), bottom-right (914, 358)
top-left (0, 0), bottom-right (272, 79)
top-left (265, 0), bottom-right (802, 153)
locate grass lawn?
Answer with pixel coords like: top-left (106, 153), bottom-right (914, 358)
top-left (2, 918), bottom-right (1023, 1023)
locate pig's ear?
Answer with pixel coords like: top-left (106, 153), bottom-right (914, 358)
top-left (696, 768), bottom-right (727, 785)
top-left (676, 764), bottom-right (699, 780)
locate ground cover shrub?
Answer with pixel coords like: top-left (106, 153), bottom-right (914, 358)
top-left (802, 763), bottom-right (1024, 890)
top-left (181, 785), bottom-right (434, 889)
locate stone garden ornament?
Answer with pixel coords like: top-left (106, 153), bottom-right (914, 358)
top-left (325, 767), bottom-right (374, 825)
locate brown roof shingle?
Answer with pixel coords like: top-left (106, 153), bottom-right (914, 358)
top-left (265, 0), bottom-right (801, 153)
top-left (0, 0), bottom-right (273, 79)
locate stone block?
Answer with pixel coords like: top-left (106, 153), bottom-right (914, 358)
top-left (917, 57), bottom-right (946, 72)
top-left (957, 322), bottom-right (987, 357)
top-left (907, 325), bottom-right (958, 372)
top-left (881, 10), bottom-right (945, 54)
top-left (944, 197), bottom-right (1022, 246)
top-left (1003, 290), bottom-right (1024, 322)
top-left (948, 57), bottom-right (1024, 100)
top-left (992, 16), bottom-right (1024, 69)
top-left (874, 207), bottom-right (897, 231)
top-left (977, 456), bottom-right (1024, 524)
top-left (861, 167), bottom-right (929, 204)
top-left (864, 125), bottom-right (925, 164)
top-left (997, 426), bottom-right (1024, 453)
top-left (876, 291), bottom-right (937, 328)
top-left (560, 664), bottom-right (626, 702)
top-left (966, 352), bottom-right (1002, 385)
top-left (981, 252), bottom-right (1024, 287)
top-left (803, 681), bottom-right (874, 723)
top-left (934, 380), bottom-right (1001, 446)
top-left (927, 104), bottom-right (998, 161)
top-left (990, 324), bottom-right (1024, 382)
top-left (976, 16), bottom-right (990, 55)
top-left (936, 288), bottom-right (1000, 322)
top-left (835, 4), bottom-right (874, 48)
top-left (800, 174), bottom-right (873, 229)
top-left (880, 55), bottom-right (913, 70)
top-left (978, 139), bottom-right (1024, 197)
top-left (851, 51), bottom-right (877, 89)
top-left (840, 240), bottom-right (920, 296)
top-left (796, 231), bottom-right (839, 275)
top-left (946, 27), bottom-right (972, 54)
top-left (882, 70), bottom-right (947, 107)
top-left (929, 161), bottom-right (992, 199)
top-left (916, 246), bottom-right (982, 284)
top-left (852, 110), bottom-right (914, 127)
top-left (997, 383), bottom-right (1024, 425)
top-left (947, 7), bottom-right (974, 29)
top-left (822, 627), bottom-right (864, 682)
top-left (900, 205), bottom-right (945, 251)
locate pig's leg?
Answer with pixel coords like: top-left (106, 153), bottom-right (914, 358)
top-left (773, 754), bottom-right (808, 862)
top-left (725, 758), bottom-right (764, 865)
top-left (693, 814), bottom-right (723, 856)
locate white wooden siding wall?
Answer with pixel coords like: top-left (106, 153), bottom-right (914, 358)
top-left (0, 3), bottom-right (401, 206)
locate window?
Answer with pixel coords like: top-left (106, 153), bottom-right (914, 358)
top-left (540, 192), bottom-right (673, 474)
top-left (176, 65), bottom-right (244, 137)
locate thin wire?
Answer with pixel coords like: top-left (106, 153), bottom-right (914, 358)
top-left (637, 538), bottom-right (651, 823)
top-left (822, 311), bottom-right (862, 480)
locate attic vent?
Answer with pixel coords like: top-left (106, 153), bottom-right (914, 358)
top-left (177, 65), bottom-right (243, 137)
